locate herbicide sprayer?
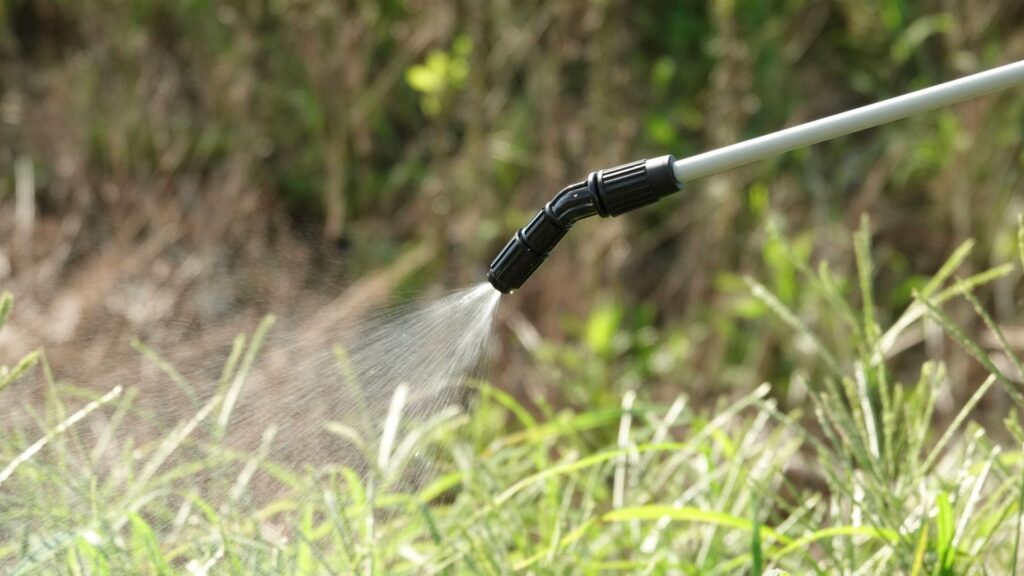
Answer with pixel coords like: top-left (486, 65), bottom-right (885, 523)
top-left (488, 60), bottom-right (1024, 294)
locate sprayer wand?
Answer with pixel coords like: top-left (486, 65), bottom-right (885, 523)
top-left (488, 59), bottom-right (1024, 293)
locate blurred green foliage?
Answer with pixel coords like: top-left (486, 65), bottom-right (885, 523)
top-left (9, 221), bottom-right (1024, 572)
top-left (405, 35), bottom-right (472, 117)
top-left (1, 0), bottom-right (1023, 406)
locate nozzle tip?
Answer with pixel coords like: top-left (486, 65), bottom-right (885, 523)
top-left (487, 233), bottom-right (545, 294)
top-left (487, 270), bottom-right (513, 294)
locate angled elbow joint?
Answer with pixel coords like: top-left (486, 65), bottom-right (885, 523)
top-left (487, 155), bottom-right (682, 294)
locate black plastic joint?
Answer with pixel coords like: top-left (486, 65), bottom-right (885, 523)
top-left (590, 154), bottom-right (681, 217)
top-left (487, 155), bottom-right (681, 293)
top-left (487, 233), bottom-right (544, 294)
top-left (520, 210), bottom-right (568, 255)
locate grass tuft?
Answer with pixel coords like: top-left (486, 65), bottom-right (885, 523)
top-left (4, 225), bottom-right (1024, 573)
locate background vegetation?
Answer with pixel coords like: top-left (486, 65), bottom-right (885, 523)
top-left (2, 0), bottom-right (1024, 573)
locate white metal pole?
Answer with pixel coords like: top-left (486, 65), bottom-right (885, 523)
top-left (673, 60), bottom-right (1024, 182)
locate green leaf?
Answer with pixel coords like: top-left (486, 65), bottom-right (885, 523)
top-left (11, 531), bottom-right (78, 576)
top-left (751, 498), bottom-right (764, 576)
top-left (131, 339), bottom-right (197, 405)
top-left (771, 525), bottom-right (899, 559)
top-left (1017, 214), bottom-right (1024, 270)
top-left (935, 492), bottom-right (955, 572)
top-left (215, 314), bottom-right (275, 440)
top-left (452, 34), bottom-right (472, 57)
top-left (418, 471), bottom-right (463, 503)
top-left (0, 350), bottom-right (40, 394)
top-left (296, 505), bottom-right (316, 576)
top-left (920, 239), bottom-right (974, 300)
top-left (129, 513), bottom-right (171, 575)
top-left (493, 407), bottom-right (624, 449)
top-left (854, 215), bottom-right (880, 346)
top-left (746, 277), bottom-right (841, 374)
top-left (891, 14), bottom-right (955, 65)
top-left (513, 518), bottom-right (597, 571)
top-left (0, 292), bottom-right (11, 331)
top-left (645, 116), bottom-right (675, 146)
top-left (342, 467), bottom-right (366, 511)
top-left (603, 505), bottom-right (790, 545)
top-left (911, 523), bottom-right (929, 576)
top-left (1013, 456), bottom-right (1024, 576)
top-left (496, 443), bottom-right (686, 506)
top-left (479, 381), bottom-right (537, 429)
top-left (405, 64), bottom-right (443, 94)
top-left (585, 302), bottom-right (622, 357)
top-left (651, 57), bottom-right (676, 88)
top-left (75, 536), bottom-right (109, 575)
top-left (922, 375), bottom-right (995, 474)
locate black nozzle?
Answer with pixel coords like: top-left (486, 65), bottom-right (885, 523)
top-left (488, 155), bottom-right (681, 293)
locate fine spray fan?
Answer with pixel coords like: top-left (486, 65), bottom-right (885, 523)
top-left (488, 59), bottom-right (1024, 294)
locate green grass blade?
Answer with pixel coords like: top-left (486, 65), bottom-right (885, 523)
top-left (1017, 214), bottom-right (1024, 270)
top-left (771, 525), bottom-right (899, 560)
top-left (922, 375), bottom-right (995, 475)
top-left (916, 293), bottom-right (1017, 392)
top-left (11, 530), bottom-right (79, 576)
top-left (911, 523), bottom-right (929, 576)
top-left (920, 239), bottom-right (975, 301)
top-left (936, 492), bottom-right (955, 573)
top-left (495, 442), bottom-right (685, 506)
top-left (512, 518), bottom-right (596, 571)
top-left (0, 384), bottom-right (122, 488)
top-left (129, 512), bottom-right (172, 575)
top-left (130, 339), bottom-right (198, 405)
top-left (215, 315), bottom-right (275, 441)
top-left (603, 505), bottom-right (790, 545)
top-left (854, 215), bottom-right (880, 347)
top-left (491, 407), bottom-right (625, 450)
top-left (218, 333), bottom-right (246, 387)
top-left (1014, 450), bottom-right (1024, 575)
top-left (0, 350), bottom-right (40, 394)
top-left (876, 263), bottom-right (1013, 363)
top-left (957, 281), bottom-right (1024, 386)
top-left (752, 498), bottom-right (764, 576)
top-left (0, 291), bottom-right (11, 331)
top-left (745, 277), bottom-right (841, 374)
